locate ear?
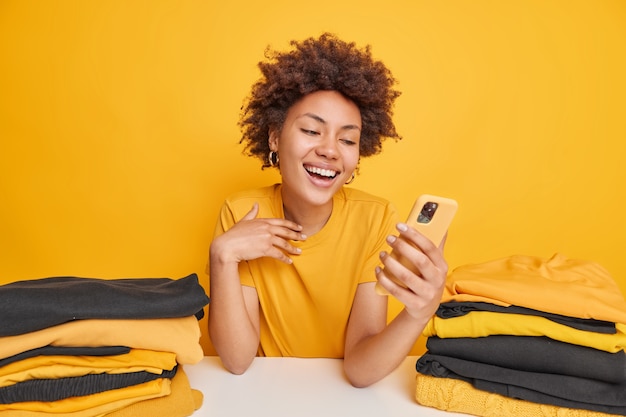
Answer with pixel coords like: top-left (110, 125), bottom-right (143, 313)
top-left (268, 129), bottom-right (279, 151)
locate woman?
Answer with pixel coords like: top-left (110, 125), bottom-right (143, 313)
top-left (208, 33), bottom-right (448, 387)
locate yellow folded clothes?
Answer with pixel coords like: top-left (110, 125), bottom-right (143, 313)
top-left (424, 311), bottom-right (626, 353)
top-left (0, 367), bottom-right (201, 417)
top-left (0, 349), bottom-right (177, 387)
top-left (415, 373), bottom-right (618, 417)
top-left (105, 366), bottom-right (203, 417)
top-left (0, 390), bottom-right (161, 417)
top-left (0, 378), bottom-right (170, 413)
top-left (0, 317), bottom-right (203, 365)
top-left (441, 253), bottom-right (626, 324)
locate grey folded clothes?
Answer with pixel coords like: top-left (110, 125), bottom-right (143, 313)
top-left (0, 346), bottom-right (131, 368)
top-left (436, 301), bottom-right (616, 334)
top-left (0, 366), bottom-right (178, 404)
top-left (0, 273), bottom-right (210, 337)
top-left (416, 353), bottom-right (626, 415)
top-left (426, 335), bottom-right (626, 383)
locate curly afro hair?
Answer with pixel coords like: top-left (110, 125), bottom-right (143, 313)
top-left (238, 33), bottom-right (402, 168)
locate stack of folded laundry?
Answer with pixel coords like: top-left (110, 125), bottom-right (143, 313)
top-left (415, 253), bottom-right (626, 417)
top-left (0, 273), bottom-right (209, 417)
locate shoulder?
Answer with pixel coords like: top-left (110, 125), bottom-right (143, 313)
top-left (335, 187), bottom-right (399, 224)
top-left (221, 184), bottom-right (281, 220)
top-left (225, 185), bottom-right (278, 206)
top-left (224, 184), bottom-right (278, 203)
top-left (330, 188), bottom-right (400, 244)
top-left (337, 187), bottom-right (394, 210)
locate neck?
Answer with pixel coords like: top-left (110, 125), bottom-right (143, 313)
top-left (282, 198), bottom-right (333, 237)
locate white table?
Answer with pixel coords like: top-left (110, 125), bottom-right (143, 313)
top-left (184, 356), bottom-right (470, 417)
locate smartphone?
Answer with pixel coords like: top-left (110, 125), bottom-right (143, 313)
top-left (375, 194), bottom-right (458, 295)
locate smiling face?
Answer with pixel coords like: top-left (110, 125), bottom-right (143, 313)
top-left (269, 90), bottom-right (361, 215)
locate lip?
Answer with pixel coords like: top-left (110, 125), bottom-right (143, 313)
top-left (303, 163), bottom-right (341, 188)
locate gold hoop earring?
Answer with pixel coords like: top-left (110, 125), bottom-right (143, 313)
top-left (345, 171), bottom-right (356, 185)
top-left (268, 151), bottom-right (279, 167)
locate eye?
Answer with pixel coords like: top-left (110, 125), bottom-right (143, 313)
top-left (300, 128), bottom-right (319, 136)
top-left (340, 138), bottom-right (358, 146)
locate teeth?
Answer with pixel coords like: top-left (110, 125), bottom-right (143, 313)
top-left (306, 166), bottom-right (337, 178)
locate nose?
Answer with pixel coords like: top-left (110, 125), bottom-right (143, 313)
top-left (315, 134), bottom-right (339, 159)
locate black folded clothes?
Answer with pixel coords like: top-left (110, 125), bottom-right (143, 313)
top-left (0, 346), bottom-right (131, 368)
top-left (426, 335), bottom-right (626, 384)
top-left (0, 273), bottom-right (210, 337)
top-left (0, 365), bottom-right (178, 404)
top-left (417, 353), bottom-right (626, 415)
top-left (437, 302), bottom-right (616, 334)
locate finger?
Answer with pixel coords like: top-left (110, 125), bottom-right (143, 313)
top-left (271, 250), bottom-right (296, 265)
top-left (383, 241), bottom-right (444, 296)
top-left (379, 249), bottom-right (422, 290)
top-left (254, 219), bottom-right (305, 241)
top-left (439, 231), bottom-right (448, 250)
top-left (377, 257), bottom-right (441, 317)
top-left (374, 265), bottom-right (393, 295)
top-left (256, 216), bottom-right (304, 235)
top-left (272, 225), bottom-right (307, 242)
top-left (374, 265), bottom-right (414, 302)
top-left (272, 235), bottom-right (303, 256)
top-left (263, 242), bottom-right (302, 265)
top-left (395, 223), bottom-right (446, 270)
top-left (241, 203), bottom-right (259, 221)
top-left (386, 239), bottom-right (446, 290)
top-left (396, 222), bottom-right (437, 252)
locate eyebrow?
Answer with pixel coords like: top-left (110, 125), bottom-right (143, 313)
top-left (301, 113), bottom-right (361, 131)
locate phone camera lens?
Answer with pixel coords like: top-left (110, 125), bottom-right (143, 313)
top-left (417, 202), bottom-right (438, 224)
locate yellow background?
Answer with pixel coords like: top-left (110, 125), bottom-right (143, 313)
top-left (1, 1), bottom-right (625, 355)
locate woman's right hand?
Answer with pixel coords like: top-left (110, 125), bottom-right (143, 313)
top-left (210, 203), bottom-right (306, 265)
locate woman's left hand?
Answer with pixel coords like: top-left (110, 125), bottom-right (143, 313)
top-left (375, 222), bottom-right (447, 323)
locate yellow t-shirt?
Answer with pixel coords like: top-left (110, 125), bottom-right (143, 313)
top-left (211, 184), bottom-right (399, 358)
top-left (423, 312), bottom-right (626, 353)
top-left (0, 349), bottom-right (177, 387)
top-left (442, 253), bottom-right (626, 324)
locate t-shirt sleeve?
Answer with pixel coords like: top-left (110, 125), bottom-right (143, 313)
top-left (358, 201), bottom-right (400, 284)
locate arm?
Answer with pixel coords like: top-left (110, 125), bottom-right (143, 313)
top-left (208, 258), bottom-right (260, 374)
top-left (208, 203), bottom-right (305, 374)
top-left (343, 222), bottom-right (447, 387)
